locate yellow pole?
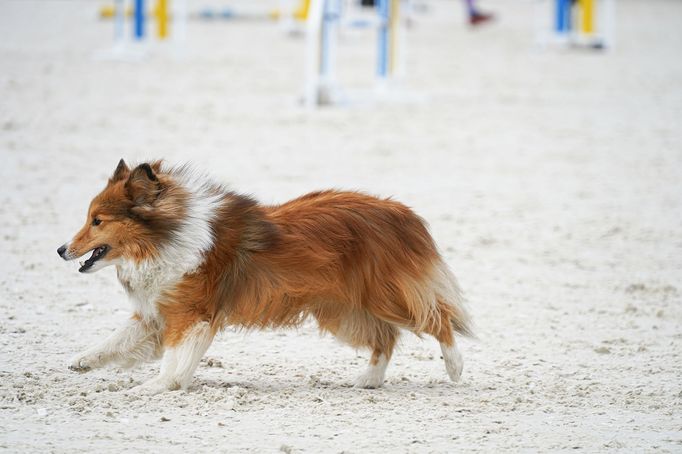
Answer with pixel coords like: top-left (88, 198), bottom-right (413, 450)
top-left (580, 0), bottom-right (594, 35)
top-left (388, 0), bottom-right (399, 75)
top-left (157, 0), bottom-right (169, 39)
top-left (294, 0), bottom-right (311, 21)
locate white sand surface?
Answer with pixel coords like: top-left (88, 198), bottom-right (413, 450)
top-left (1, 0), bottom-right (681, 451)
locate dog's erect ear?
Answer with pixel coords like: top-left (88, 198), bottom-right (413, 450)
top-left (110, 158), bottom-right (130, 183)
top-left (125, 163), bottom-right (160, 206)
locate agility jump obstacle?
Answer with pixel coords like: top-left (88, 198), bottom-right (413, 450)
top-left (103, 0), bottom-right (174, 40)
top-left (103, 0), bottom-right (312, 36)
top-left (303, 0), bottom-right (405, 107)
top-left (97, 0), bottom-right (187, 60)
top-left (537, 0), bottom-right (615, 49)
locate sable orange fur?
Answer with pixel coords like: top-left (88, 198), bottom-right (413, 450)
top-left (58, 160), bottom-right (472, 391)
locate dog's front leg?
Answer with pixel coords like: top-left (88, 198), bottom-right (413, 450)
top-left (69, 315), bottom-right (161, 372)
top-left (134, 320), bottom-right (214, 395)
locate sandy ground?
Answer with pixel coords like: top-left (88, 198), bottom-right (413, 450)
top-left (1, 0), bottom-right (681, 451)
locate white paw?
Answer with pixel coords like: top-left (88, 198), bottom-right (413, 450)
top-left (353, 372), bottom-right (385, 389)
top-left (132, 377), bottom-right (179, 395)
top-left (68, 353), bottom-right (102, 372)
top-left (443, 347), bottom-right (463, 382)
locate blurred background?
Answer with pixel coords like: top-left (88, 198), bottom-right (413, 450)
top-left (1, 0), bottom-right (681, 451)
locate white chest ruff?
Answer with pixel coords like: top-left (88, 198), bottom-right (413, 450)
top-left (117, 261), bottom-right (186, 321)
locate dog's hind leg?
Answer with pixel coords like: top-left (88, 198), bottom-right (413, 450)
top-left (135, 320), bottom-right (214, 394)
top-left (428, 303), bottom-right (464, 382)
top-left (337, 313), bottom-right (399, 389)
top-left (430, 264), bottom-right (471, 382)
top-left (438, 331), bottom-right (463, 382)
top-left (354, 344), bottom-right (395, 389)
top-left (68, 315), bottom-right (162, 372)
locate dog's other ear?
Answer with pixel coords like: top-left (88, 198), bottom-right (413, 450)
top-left (110, 158), bottom-right (130, 183)
top-left (125, 163), bottom-right (160, 206)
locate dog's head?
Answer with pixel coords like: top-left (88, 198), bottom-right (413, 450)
top-left (57, 159), bottom-right (181, 273)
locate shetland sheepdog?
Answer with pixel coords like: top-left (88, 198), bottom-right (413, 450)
top-left (57, 160), bottom-right (472, 393)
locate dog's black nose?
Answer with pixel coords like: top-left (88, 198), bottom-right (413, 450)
top-left (57, 244), bottom-right (67, 257)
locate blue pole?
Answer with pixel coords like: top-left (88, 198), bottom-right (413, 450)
top-left (555, 0), bottom-right (571, 34)
top-left (376, 0), bottom-right (388, 78)
top-left (134, 0), bottom-right (145, 40)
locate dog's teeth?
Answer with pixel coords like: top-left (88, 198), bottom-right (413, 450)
top-left (79, 261), bottom-right (84, 267)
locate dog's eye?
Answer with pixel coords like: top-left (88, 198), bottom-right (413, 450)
top-left (92, 218), bottom-right (102, 226)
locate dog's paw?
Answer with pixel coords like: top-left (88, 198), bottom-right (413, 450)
top-left (68, 353), bottom-right (101, 372)
top-left (353, 372), bottom-right (385, 389)
top-left (131, 377), bottom-right (178, 396)
top-left (442, 346), bottom-right (463, 382)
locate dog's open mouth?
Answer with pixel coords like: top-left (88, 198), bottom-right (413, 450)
top-left (79, 245), bottom-right (109, 273)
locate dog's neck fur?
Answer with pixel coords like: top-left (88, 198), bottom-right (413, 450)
top-left (117, 165), bottom-right (224, 322)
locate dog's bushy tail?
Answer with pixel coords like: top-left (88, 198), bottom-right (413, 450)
top-left (433, 260), bottom-right (474, 338)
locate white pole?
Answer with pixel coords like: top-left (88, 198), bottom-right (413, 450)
top-left (174, 0), bottom-right (188, 47)
top-left (602, 0), bottom-right (615, 49)
top-left (320, 0), bottom-right (339, 92)
top-left (113, 0), bottom-right (126, 48)
top-left (304, 0), bottom-right (325, 107)
top-left (395, 0), bottom-right (407, 79)
top-left (279, 0), bottom-right (295, 33)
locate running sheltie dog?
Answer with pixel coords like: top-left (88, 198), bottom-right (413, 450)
top-left (57, 160), bottom-right (471, 394)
